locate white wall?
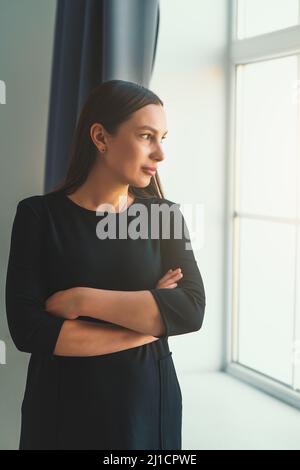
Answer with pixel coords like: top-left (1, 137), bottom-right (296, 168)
top-left (0, 0), bottom-right (57, 450)
top-left (150, 0), bottom-right (228, 372)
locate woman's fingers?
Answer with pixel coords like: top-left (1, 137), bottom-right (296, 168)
top-left (168, 270), bottom-right (183, 282)
top-left (156, 268), bottom-right (183, 289)
top-left (159, 282), bottom-right (178, 289)
top-left (161, 268), bottom-right (182, 282)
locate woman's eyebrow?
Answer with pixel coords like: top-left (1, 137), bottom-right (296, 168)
top-left (136, 125), bottom-right (168, 135)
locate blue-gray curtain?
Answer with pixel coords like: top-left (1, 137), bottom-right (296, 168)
top-left (44, 0), bottom-right (160, 193)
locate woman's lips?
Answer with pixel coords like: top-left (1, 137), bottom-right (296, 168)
top-left (142, 167), bottom-right (156, 176)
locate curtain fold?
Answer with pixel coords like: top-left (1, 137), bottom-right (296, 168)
top-left (44, 0), bottom-right (160, 194)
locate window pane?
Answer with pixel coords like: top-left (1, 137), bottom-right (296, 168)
top-left (236, 56), bottom-right (298, 219)
top-left (237, 0), bottom-right (299, 39)
top-left (238, 218), bottom-right (296, 386)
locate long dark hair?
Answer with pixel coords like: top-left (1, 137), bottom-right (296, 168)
top-left (47, 79), bottom-right (165, 200)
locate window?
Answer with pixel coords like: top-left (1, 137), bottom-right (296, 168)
top-left (227, 0), bottom-right (300, 409)
top-left (237, 0), bottom-right (299, 39)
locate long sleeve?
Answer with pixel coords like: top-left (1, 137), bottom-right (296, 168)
top-left (149, 202), bottom-right (206, 338)
top-left (5, 199), bottom-right (65, 354)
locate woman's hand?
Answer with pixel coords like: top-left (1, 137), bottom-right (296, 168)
top-left (45, 287), bottom-right (82, 320)
top-left (155, 268), bottom-right (183, 289)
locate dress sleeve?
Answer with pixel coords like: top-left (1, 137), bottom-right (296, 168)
top-left (5, 200), bottom-right (65, 354)
top-left (149, 202), bottom-right (206, 338)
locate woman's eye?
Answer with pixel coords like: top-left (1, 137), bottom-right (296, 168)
top-left (141, 133), bottom-right (155, 141)
top-left (141, 134), bottom-right (167, 143)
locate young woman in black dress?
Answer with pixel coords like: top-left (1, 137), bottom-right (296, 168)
top-left (5, 79), bottom-right (206, 450)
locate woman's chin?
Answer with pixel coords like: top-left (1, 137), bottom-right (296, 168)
top-left (133, 176), bottom-right (153, 188)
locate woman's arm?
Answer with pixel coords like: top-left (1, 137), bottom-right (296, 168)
top-left (54, 319), bottom-right (159, 357)
top-left (46, 269), bottom-right (184, 338)
top-left (6, 200), bottom-right (66, 354)
top-left (78, 288), bottom-right (167, 337)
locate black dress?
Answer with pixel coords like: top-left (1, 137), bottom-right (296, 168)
top-left (5, 190), bottom-right (206, 450)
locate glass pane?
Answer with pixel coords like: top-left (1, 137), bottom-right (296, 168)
top-left (236, 56), bottom-right (298, 219)
top-left (237, 0), bottom-right (299, 39)
top-left (238, 218), bottom-right (296, 386)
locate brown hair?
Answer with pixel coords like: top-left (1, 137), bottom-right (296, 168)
top-left (47, 79), bottom-right (165, 200)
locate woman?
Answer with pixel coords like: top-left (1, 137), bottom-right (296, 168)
top-left (5, 79), bottom-right (206, 450)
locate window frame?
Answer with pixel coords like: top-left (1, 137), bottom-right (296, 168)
top-left (225, 0), bottom-right (300, 410)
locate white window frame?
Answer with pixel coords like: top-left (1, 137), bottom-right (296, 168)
top-left (225, 0), bottom-right (300, 410)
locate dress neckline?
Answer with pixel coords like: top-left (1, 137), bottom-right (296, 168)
top-left (61, 191), bottom-right (141, 216)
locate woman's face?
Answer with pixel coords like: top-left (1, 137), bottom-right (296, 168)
top-left (91, 104), bottom-right (168, 188)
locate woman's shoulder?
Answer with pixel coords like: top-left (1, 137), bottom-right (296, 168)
top-left (16, 192), bottom-right (58, 217)
top-left (17, 194), bottom-right (43, 211)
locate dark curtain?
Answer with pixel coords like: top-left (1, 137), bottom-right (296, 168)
top-left (44, 0), bottom-right (160, 193)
